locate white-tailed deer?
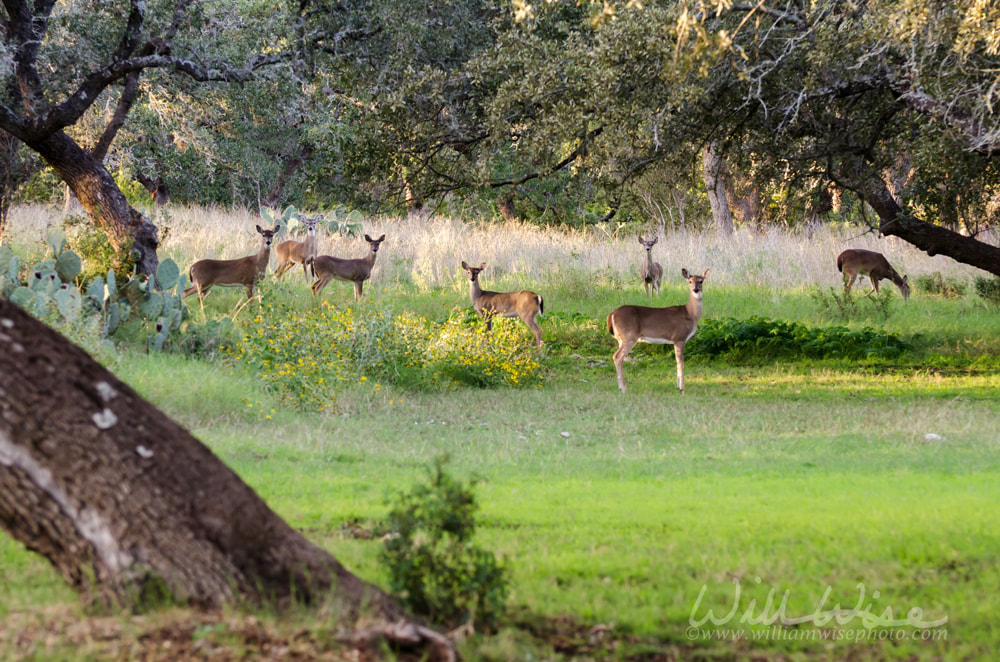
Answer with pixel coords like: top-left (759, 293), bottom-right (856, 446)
top-left (183, 224), bottom-right (279, 300)
top-left (310, 234), bottom-right (385, 299)
top-left (607, 268), bottom-right (709, 392)
top-left (274, 215), bottom-right (320, 280)
top-left (461, 261), bottom-right (544, 348)
top-left (639, 235), bottom-right (663, 298)
top-left (837, 249), bottom-right (910, 300)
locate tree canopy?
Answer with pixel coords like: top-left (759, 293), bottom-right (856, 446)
top-left (2, 0), bottom-right (1000, 273)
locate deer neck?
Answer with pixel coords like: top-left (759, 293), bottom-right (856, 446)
top-left (363, 247), bottom-right (379, 271)
top-left (469, 278), bottom-right (483, 303)
top-left (644, 250), bottom-right (655, 272)
top-left (686, 289), bottom-right (704, 321)
top-left (255, 243), bottom-right (272, 274)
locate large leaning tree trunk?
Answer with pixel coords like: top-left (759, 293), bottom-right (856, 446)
top-left (0, 299), bottom-right (453, 657)
top-left (31, 131), bottom-right (161, 277)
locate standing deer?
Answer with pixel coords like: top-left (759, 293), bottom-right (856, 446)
top-left (607, 268), bottom-right (709, 392)
top-left (183, 224), bottom-right (279, 300)
top-left (837, 249), bottom-right (910, 300)
top-left (274, 216), bottom-right (320, 281)
top-left (639, 235), bottom-right (663, 298)
top-left (310, 234), bottom-right (386, 299)
top-left (461, 261), bottom-right (544, 348)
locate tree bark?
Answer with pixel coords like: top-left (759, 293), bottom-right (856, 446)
top-left (0, 299), bottom-right (404, 622)
top-left (703, 141), bottom-right (734, 235)
top-left (27, 130), bottom-right (160, 278)
top-left (0, 131), bottom-right (25, 240)
top-left (262, 143), bottom-right (314, 209)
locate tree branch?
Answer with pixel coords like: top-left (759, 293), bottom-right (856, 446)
top-left (489, 126), bottom-right (604, 188)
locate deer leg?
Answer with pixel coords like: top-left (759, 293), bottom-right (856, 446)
top-left (522, 313), bottom-right (543, 348)
top-left (353, 280), bottom-right (364, 299)
top-left (301, 261), bottom-right (310, 281)
top-left (844, 273), bottom-right (857, 295)
top-left (674, 343), bottom-right (685, 391)
top-left (612, 336), bottom-right (638, 392)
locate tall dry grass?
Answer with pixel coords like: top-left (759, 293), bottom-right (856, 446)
top-left (4, 203), bottom-right (990, 292)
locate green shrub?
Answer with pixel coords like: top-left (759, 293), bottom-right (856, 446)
top-left (380, 457), bottom-right (508, 632)
top-left (687, 316), bottom-right (912, 362)
top-left (915, 272), bottom-right (966, 298)
top-left (974, 276), bottom-right (1000, 306)
top-left (62, 214), bottom-right (122, 283)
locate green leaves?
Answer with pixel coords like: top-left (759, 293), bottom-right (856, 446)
top-left (687, 316), bottom-right (913, 362)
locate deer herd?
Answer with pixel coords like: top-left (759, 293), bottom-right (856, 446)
top-left (182, 219), bottom-right (911, 393)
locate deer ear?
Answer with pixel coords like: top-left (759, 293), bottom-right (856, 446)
top-left (461, 261), bottom-right (469, 269)
top-left (702, 268), bottom-right (710, 278)
top-left (256, 224), bottom-right (263, 234)
top-left (682, 268), bottom-right (691, 278)
top-left (480, 262), bottom-right (486, 270)
top-left (377, 234), bottom-right (386, 241)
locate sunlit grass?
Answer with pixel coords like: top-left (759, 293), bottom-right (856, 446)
top-left (2, 204), bottom-right (1000, 659)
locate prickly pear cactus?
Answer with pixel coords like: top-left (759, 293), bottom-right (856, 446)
top-left (29, 268), bottom-right (60, 296)
top-left (156, 258), bottom-right (180, 290)
top-left (47, 228), bottom-right (67, 256)
top-left (55, 250), bottom-right (82, 283)
top-left (141, 290), bottom-right (164, 320)
top-left (9, 286), bottom-right (34, 308)
top-left (105, 301), bottom-right (122, 336)
top-left (54, 286), bottom-right (82, 321)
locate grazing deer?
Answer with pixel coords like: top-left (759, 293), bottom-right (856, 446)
top-left (837, 249), bottom-right (910, 300)
top-left (310, 234), bottom-right (386, 299)
top-left (274, 215), bottom-right (320, 280)
top-left (461, 261), bottom-right (545, 348)
top-left (639, 235), bottom-right (663, 299)
top-left (183, 224), bottom-right (279, 300)
top-left (607, 268), bottom-right (709, 392)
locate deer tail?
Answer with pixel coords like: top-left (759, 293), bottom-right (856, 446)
top-left (836, 253), bottom-right (844, 273)
top-left (537, 295), bottom-right (544, 315)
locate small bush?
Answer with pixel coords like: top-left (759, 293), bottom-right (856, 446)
top-left (63, 214), bottom-right (121, 284)
top-left (915, 273), bottom-right (966, 298)
top-left (687, 316), bottom-right (912, 362)
top-left (380, 457), bottom-right (508, 632)
top-left (974, 276), bottom-right (1000, 306)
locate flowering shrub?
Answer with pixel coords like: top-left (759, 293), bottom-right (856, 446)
top-left (225, 302), bottom-right (542, 411)
top-left (429, 310), bottom-right (543, 388)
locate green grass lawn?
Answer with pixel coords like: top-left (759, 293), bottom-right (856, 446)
top-left (2, 280), bottom-right (999, 661)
